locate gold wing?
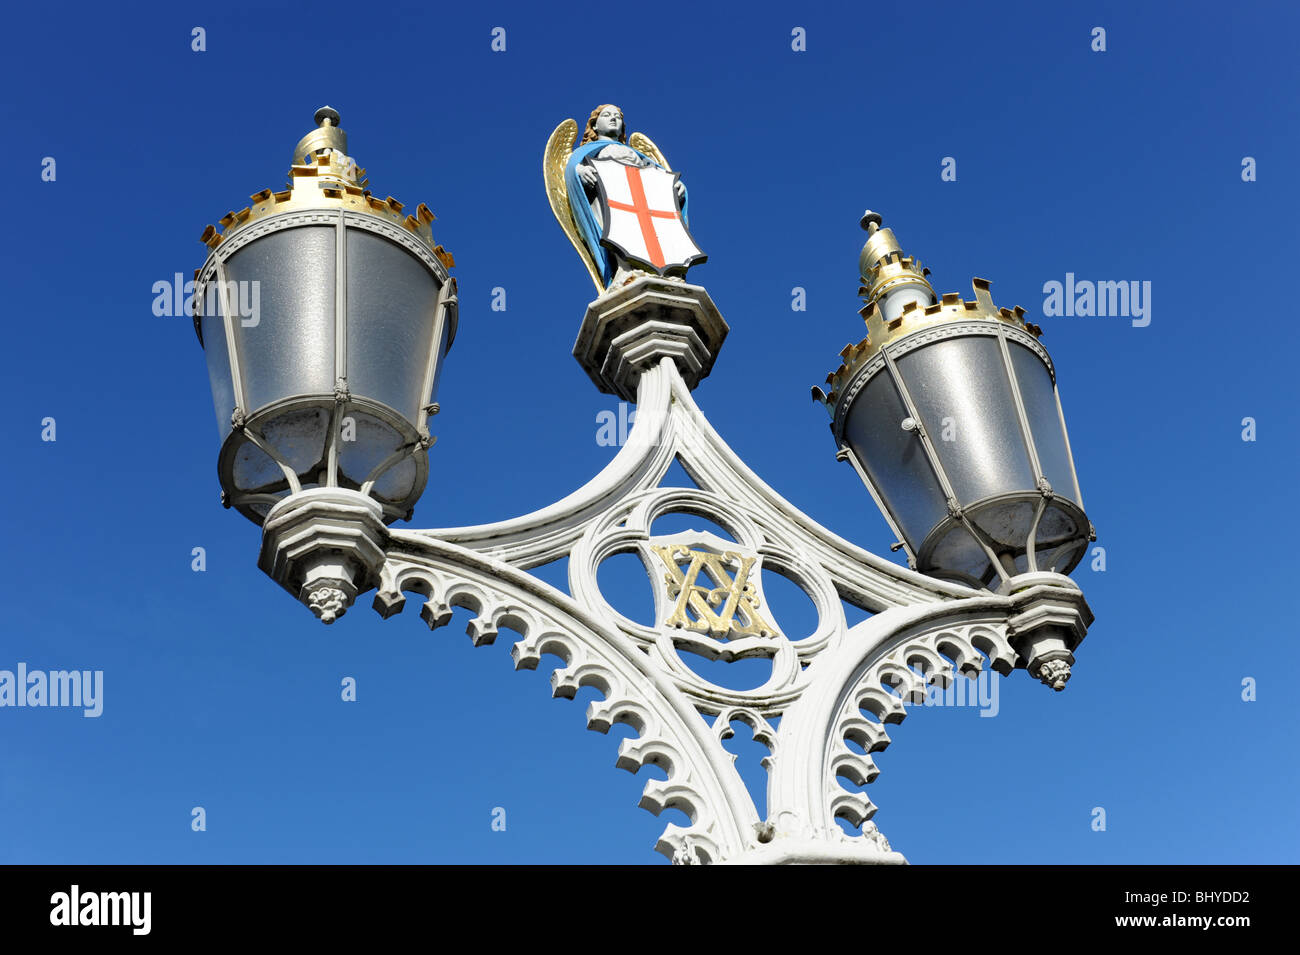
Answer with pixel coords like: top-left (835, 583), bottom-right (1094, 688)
top-left (629, 131), bottom-right (670, 171)
top-left (544, 118), bottom-right (605, 293)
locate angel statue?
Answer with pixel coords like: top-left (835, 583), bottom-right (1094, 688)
top-left (544, 104), bottom-right (706, 294)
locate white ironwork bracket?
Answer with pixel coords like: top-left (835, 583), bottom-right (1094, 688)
top-left (258, 352), bottom-right (1093, 864)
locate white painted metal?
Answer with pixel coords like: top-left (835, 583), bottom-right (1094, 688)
top-left (284, 355), bottom-right (1094, 864)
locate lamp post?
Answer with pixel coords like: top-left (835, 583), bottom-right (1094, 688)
top-left (191, 109), bottom-right (1095, 864)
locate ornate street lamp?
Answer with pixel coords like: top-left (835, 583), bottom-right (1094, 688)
top-left (193, 107), bottom-right (457, 621)
top-left (814, 212), bottom-right (1094, 689)
top-left (190, 106), bottom-right (1096, 864)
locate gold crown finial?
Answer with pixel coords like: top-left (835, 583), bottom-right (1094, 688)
top-left (858, 216), bottom-right (931, 306)
top-left (197, 107), bottom-right (452, 269)
top-left (812, 214), bottom-right (1042, 417)
top-left (291, 106), bottom-right (349, 167)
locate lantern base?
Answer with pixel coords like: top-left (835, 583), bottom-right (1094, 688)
top-left (915, 491), bottom-right (1091, 587)
top-left (218, 393), bottom-right (429, 527)
top-left (258, 487), bottom-right (389, 624)
top-left (1002, 572), bottom-right (1093, 691)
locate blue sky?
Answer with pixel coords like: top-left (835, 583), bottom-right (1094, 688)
top-left (1, 0), bottom-right (1296, 864)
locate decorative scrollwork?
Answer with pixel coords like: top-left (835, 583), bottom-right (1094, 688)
top-left (355, 359), bottom-right (1092, 863)
top-left (372, 542), bottom-right (760, 864)
top-left (766, 602), bottom-right (1021, 854)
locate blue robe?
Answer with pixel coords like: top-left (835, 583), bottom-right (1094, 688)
top-left (565, 139), bottom-right (691, 285)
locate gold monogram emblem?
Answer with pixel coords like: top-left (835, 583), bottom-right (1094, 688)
top-left (650, 545), bottom-right (778, 639)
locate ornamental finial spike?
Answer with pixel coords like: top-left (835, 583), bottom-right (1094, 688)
top-left (292, 105), bottom-right (349, 167)
top-left (858, 214), bottom-right (929, 304)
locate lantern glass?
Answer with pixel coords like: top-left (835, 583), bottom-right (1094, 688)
top-left (841, 370), bottom-right (948, 544)
top-left (1006, 342), bottom-right (1079, 504)
top-left (369, 455), bottom-right (419, 503)
top-left (231, 441), bottom-right (281, 493)
top-left (896, 335), bottom-right (1036, 504)
top-left (223, 226), bottom-right (337, 414)
top-left (1029, 500), bottom-right (1088, 570)
top-left (336, 408), bottom-right (418, 496)
top-left (345, 230), bottom-right (443, 422)
top-left (199, 308), bottom-right (236, 442)
top-left (258, 406), bottom-right (330, 478)
top-left (926, 517), bottom-right (998, 580)
top-left (428, 319), bottom-right (451, 405)
top-left (837, 327), bottom-right (1089, 587)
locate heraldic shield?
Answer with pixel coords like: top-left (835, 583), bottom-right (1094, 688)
top-left (591, 157), bottom-right (706, 276)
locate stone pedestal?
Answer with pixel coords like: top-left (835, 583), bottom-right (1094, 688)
top-left (573, 275), bottom-right (728, 401)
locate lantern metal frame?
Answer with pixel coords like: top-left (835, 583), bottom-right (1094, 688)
top-left (832, 319), bottom-right (1089, 590)
top-left (194, 197), bottom-right (458, 525)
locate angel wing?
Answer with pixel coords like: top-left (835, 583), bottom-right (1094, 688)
top-left (543, 118), bottom-right (605, 293)
top-left (629, 131), bottom-right (671, 171)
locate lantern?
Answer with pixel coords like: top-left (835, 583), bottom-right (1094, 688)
top-left (815, 213), bottom-right (1092, 591)
top-left (193, 107), bottom-right (457, 528)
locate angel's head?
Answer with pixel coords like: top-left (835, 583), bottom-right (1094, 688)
top-left (582, 104), bottom-right (625, 144)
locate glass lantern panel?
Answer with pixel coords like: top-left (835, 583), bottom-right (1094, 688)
top-left (1030, 500), bottom-right (1086, 575)
top-left (336, 409), bottom-right (407, 489)
top-left (223, 226), bottom-right (337, 414)
top-left (345, 230), bottom-right (442, 423)
top-left (257, 406), bottom-right (330, 481)
top-left (1042, 540), bottom-right (1087, 575)
top-left (895, 335), bottom-right (1036, 506)
top-left (371, 455), bottom-right (418, 507)
top-left (231, 439), bottom-right (284, 493)
top-left (925, 524), bottom-right (995, 584)
top-left (842, 371), bottom-right (949, 550)
top-left (426, 318), bottom-right (452, 409)
top-left (1035, 499), bottom-right (1082, 543)
top-left (1007, 342), bottom-right (1081, 506)
top-left (199, 308), bottom-right (235, 442)
top-left (969, 497), bottom-right (1037, 552)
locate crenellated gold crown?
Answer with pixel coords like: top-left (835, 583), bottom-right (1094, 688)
top-left (195, 107), bottom-right (453, 279)
top-left (813, 275), bottom-right (1044, 416)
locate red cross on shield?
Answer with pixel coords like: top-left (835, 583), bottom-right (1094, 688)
top-left (592, 158), bottom-right (706, 275)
